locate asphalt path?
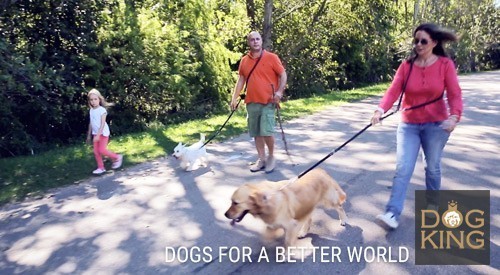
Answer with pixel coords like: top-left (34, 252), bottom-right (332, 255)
top-left (1, 71), bottom-right (499, 274)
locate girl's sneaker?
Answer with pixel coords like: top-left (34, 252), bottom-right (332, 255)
top-left (92, 168), bottom-right (106, 175)
top-left (112, 155), bottom-right (123, 169)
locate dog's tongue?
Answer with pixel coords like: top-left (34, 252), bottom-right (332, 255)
top-left (230, 217), bottom-right (242, 226)
top-left (230, 210), bottom-right (248, 226)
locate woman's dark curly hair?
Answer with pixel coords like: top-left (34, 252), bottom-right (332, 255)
top-left (408, 23), bottom-right (458, 62)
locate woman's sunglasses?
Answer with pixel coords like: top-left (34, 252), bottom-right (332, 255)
top-left (413, 38), bottom-right (429, 45)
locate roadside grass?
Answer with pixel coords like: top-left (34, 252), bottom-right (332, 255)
top-left (0, 83), bottom-right (388, 205)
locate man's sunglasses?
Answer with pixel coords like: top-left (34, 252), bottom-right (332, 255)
top-left (413, 38), bottom-right (429, 45)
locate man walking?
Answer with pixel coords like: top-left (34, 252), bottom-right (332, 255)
top-left (230, 31), bottom-right (287, 173)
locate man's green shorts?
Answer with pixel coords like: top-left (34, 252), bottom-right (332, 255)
top-left (246, 103), bottom-right (276, 137)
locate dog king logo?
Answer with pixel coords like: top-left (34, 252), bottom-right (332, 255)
top-left (441, 200), bottom-right (462, 228)
top-left (415, 190), bottom-right (490, 265)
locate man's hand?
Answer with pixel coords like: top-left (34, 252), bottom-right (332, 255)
top-left (230, 98), bottom-right (239, 111)
top-left (273, 93), bottom-right (283, 103)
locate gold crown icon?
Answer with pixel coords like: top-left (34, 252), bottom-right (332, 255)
top-left (448, 200), bottom-right (458, 210)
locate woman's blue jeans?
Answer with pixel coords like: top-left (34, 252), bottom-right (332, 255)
top-left (386, 121), bottom-right (450, 219)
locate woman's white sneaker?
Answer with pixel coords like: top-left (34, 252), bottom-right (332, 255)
top-left (376, 212), bottom-right (399, 229)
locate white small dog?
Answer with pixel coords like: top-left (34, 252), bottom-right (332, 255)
top-left (172, 133), bottom-right (208, 171)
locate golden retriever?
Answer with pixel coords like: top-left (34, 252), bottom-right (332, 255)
top-left (225, 168), bottom-right (348, 248)
top-left (225, 180), bottom-right (287, 225)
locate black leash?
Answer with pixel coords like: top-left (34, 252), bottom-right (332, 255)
top-left (201, 51), bottom-right (264, 147)
top-left (202, 99), bottom-right (241, 147)
top-left (297, 111), bottom-right (393, 178)
top-left (295, 58), bottom-right (444, 179)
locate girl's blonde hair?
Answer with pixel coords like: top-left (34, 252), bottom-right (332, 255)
top-left (87, 88), bottom-right (113, 108)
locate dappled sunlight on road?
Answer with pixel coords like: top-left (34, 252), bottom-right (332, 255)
top-left (1, 159), bottom-right (214, 272)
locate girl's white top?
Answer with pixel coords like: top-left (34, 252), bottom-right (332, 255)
top-left (89, 106), bottom-right (110, 136)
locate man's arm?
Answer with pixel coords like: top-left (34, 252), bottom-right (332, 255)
top-left (273, 71), bottom-right (287, 102)
top-left (231, 75), bottom-right (246, 110)
top-left (276, 71), bottom-right (287, 96)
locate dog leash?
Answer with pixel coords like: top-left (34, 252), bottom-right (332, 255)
top-left (291, 59), bottom-right (445, 183)
top-left (294, 62), bottom-right (415, 179)
top-left (201, 51), bottom-right (264, 148)
top-left (202, 99), bottom-right (241, 147)
top-left (271, 84), bottom-right (296, 165)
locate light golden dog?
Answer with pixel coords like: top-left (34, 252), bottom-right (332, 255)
top-left (225, 180), bottom-right (287, 225)
top-left (225, 168), bottom-right (348, 248)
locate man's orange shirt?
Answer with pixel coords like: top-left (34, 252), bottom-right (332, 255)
top-left (238, 50), bottom-right (285, 104)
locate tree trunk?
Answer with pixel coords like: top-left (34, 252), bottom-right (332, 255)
top-left (413, 0), bottom-right (420, 24)
top-left (246, 0), bottom-right (257, 31)
top-left (470, 50), bottom-right (476, 72)
top-left (262, 0), bottom-right (273, 50)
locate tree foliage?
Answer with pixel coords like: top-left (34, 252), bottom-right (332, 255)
top-left (0, 0), bottom-right (104, 156)
top-left (0, 0), bottom-right (498, 157)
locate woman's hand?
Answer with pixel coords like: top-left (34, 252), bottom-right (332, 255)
top-left (371, 110), bottom-right (383, 125)
top-left (441, 115), bottom-right (458, 132)
top-left (93, 135), bottom-right (100, 142)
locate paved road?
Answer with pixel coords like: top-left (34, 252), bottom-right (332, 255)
top-left (1, 71), bottom-right (499, 274)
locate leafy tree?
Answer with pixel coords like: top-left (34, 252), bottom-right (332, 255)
top-left (88, 0), bottom-right (248, 134)
top-left (0, 0), bottom-right (104, 156)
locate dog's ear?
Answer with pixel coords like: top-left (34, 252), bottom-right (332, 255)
top-left (248, 193), bottom-right (258, 214)
top-left (250, 192), bottom-right (259, 205)
top-left (261, 191), bottom-right (273, 202)
top-left (253, 191), bottom-right (272, 206)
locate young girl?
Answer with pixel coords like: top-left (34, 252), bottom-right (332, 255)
top-left (86, 89), bottom-right (123, 174)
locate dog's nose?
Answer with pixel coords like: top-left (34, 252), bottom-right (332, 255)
top-left (224, 211), bottom-right (230, 219)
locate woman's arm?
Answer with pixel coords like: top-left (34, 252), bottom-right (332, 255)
top-left (444, 60), bottom-right (463, 121)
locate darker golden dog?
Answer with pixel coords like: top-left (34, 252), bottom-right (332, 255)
top-left (225, 168), bottom-right (348, 247)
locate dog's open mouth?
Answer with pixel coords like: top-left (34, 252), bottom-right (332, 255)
top-left (230, 210), bottom-right (249, 226)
